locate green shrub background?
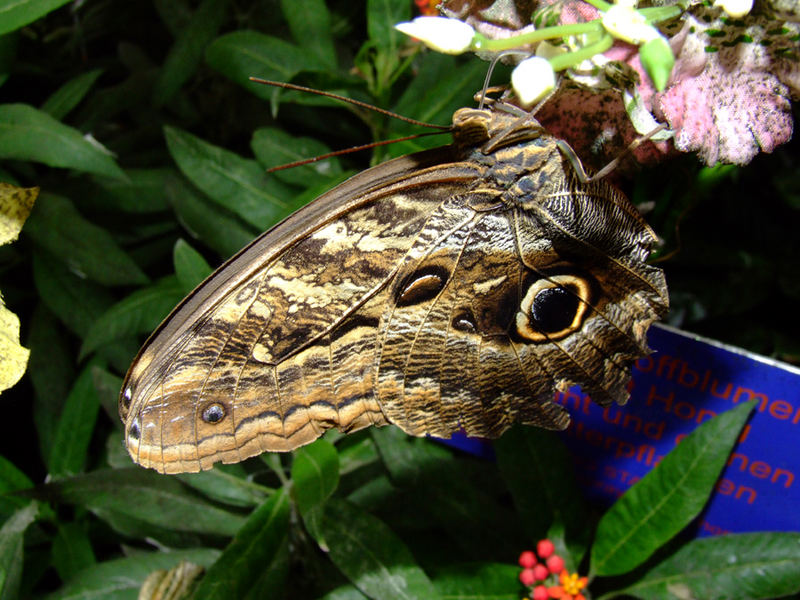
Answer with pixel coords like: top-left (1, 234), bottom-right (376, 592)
top-left (0, 0), bottom-right (798, 598)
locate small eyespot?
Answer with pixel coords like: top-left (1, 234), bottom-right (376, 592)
top-left (202, 402), bottom-right (226, 424)
top-left (396, 267), bottom-right (448, 307)
top-left (129, 418), bottom-right (141, 440)
top-left (452, 310), bottom-right (477, 333)
top-left (122, 386), bottom-right (132, 408)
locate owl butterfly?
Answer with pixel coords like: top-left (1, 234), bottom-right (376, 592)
top-left (119, 99), bottom-right (668, 474)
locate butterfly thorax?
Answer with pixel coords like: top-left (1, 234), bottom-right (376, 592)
top-left (452, 106), bottom-right (583, 216)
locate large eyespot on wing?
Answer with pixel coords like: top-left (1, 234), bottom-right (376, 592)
top-left (376, 207), bottom-right (571, 442)
top-left (515, 274), bottom-right (593, 343)
top-left (511, 174), bottom-right (668, 408)
top-left (120, 149), bottom-right (484, 473)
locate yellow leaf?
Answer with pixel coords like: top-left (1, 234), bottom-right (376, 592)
top-left (0, 182), bottom-right (38, 393)
top-left (0, 182), bottom-right (38, 245)
top-left (0, 297), bottom-right (29, 394)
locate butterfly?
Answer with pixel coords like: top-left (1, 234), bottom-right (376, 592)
top-left (119, 99), bottom-right (668, 473)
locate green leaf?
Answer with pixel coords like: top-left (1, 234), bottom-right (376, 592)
top-left (321, 586), bottom-right (370, 600)
top-left (192, 488), bottom-right (290, 600)
top-left (25, 194), bottom-right (148, 287)
top-left (251, 126), bottom-right (342, 188)
top-left (51, 522), bottom-right (96, 583)
top-left (91, 366), bottom-right (123, 423)
top-left (40, 68), bottom-right (103, 120)
top-left (280, 0), bottom-right (336, 68)
top-left (495, 427), bottom-right (589, 568)
top-left (432, 563), bottom-right (522, 599)
top-left (292, 439), bottom-right (340, 548)
top-left (30, 253), bottom-right (141, 373)
top-left (389, 55), bottom-right (486, 138)
top-left (79, 276), bottom-right (184, 358)
top-left (153, 0), bottom-right (228, 106)
top-left (293, 439), bottom-right (340, 513)
top-left (27, 305), bottom-right (75, 463)
top-left (165, 125), bottom-right (300, 230)
top-left (639, 35), bottom-right (675, 92)
top-left (32, 251), bottom-right (114, 337)
top-left (165, 174), bottom-right (258, 259)
top-left (0, 455), bottom-right (32, 518)
top-left (173, 238), bottom-right (212, 294)
top-left (321, 498), bottom-right (440, 600)
top-left (48, 361), bottom-right (102, 478)
top-left (370, 427), bottom-right (520, 559)
top-left (0, 0), bottom-right (72, 35)
top-left (177, 465), bottom-right (269, 509)
top-left (591, 401), bottom-right (756, 576)
top-left (367, 0), bottom-right (410, 54)
top-left (153, 0), bottom-right (192, 36)
top-left (338, 437), bottom-right (380, 476)
top-left (50, 548), bottom-right (220, 600)
top-left (32, 468), bottom-right (246, 536)
top-left (0, 503), bottom-right (38, 600)
top-left (0, 104), bottom-right (126, 178)
top-left (90, 168), bottom-right (174, 214)
top-left (205, 31), bottom-right (313, 99)
top-left (0, 33), bottom-right (17, 89)
top-left (617, 532), bottom-right (800, 600)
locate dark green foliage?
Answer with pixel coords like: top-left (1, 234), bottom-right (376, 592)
top-left (0, 1), bottom-right (799, 599)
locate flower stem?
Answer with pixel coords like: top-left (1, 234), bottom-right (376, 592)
top-left (472, 21), bottom-right (604, 51)
top-left (581, 0), bottom-right (613, 11)
top-left (549, 32), bottom-right (614, 70)
top-left (639, 5), bottom-right (683, 23)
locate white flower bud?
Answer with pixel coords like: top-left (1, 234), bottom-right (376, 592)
top-left (394, 17), bottom-right (476, 55)
top-left (511, 56), bottom-right (557, 106)
top-left (713, 0), bottom-right (753, 17)
top-left (602, 4), bottom-right (661, 45)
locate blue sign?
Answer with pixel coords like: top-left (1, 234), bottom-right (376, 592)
top-left (444, 324), bottom-right (800, 535)
top-left (559, 323), bottom-right (800, 535)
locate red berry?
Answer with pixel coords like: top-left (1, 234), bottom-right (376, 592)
top-left (519, 550), bottom-right (537, 568)
top-left (532, 585), bottom-right (549, 600)
top-left (546, 555), bottom-right (565, 574)
top-left (519, 568), bottom-right (537, 586)
top-left (537, 539), bottom-right (555, 559)
top-left (533, 564), bottom-right (549, 580)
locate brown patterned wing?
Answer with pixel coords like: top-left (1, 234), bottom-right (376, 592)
top-left (119, 148), bottom-right (481, 473)
top-left (374, 198), bottom-right (573, 440)
top-left (120, 106), bottom-right (668, 474)
top-left (368, 170), bottom-right (667, 443)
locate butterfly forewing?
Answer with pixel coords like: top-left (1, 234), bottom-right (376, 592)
top-left (120, 106), bottom-right (668, 473)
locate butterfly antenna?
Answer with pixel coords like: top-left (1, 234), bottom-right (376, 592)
top-left (478, 50), bottom-right (528, 110)
top-left (249, 78), bottom-right (451, 131)
top-left (265, 131), bottom-right (448, 173)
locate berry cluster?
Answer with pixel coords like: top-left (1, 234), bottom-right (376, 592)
top-left (517, 540), bottom-right (588, 600)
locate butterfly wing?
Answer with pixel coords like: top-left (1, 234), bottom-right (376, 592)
top-left (370, 166), bottom-right (667, 442)
top-left (120, 108), bottom-right (668, 474)
top-left (120, 147), bottom-right (486, 473)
